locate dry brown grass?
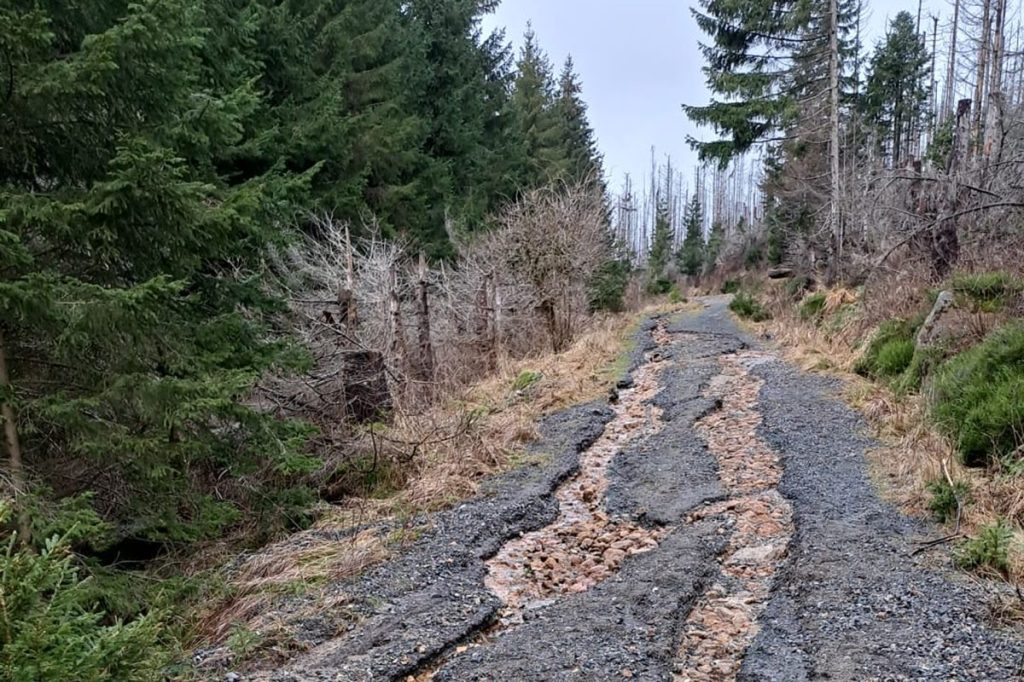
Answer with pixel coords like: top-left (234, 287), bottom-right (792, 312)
top-left (756, 282), bottom-right (1024, 585)
top-left (194, 303), bottom-right (684, 647)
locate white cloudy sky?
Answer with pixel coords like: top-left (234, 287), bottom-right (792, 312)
top-left (482, 0), bottom-right (935, 192)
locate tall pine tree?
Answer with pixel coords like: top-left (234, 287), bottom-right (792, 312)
top-left (863, 12), bottom-right (931, 167)
top-left (678, 194), bottom-right (706, 277)
top-left (555, 56), bottom-right (605, 191)
top-left (646, 196), bottom-right (675, 294)
top-left (509, 25), bottom-right (566, 190)
top-left (0, 0), bottom-right (314, 548)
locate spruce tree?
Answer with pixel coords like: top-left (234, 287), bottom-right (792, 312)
top-left (255, 0), bottom-right (437, 247)
top-left (509, 25), bottom-right (566, 190)
top-left (704, 220), bottom-right (725, 275)
top-left (678, 194), bottom-right (706, 277)
top-left (646, 197), bottom-right (674, 294)
top-left (863, 12), bottom-right (931, 167)
top-left (555, 57), bottom-right (605, 190)
top-left (0, 0), bottom-right (313, 549)
top-left (407, 0), bottom-right (514, 236)
top-left (685, 0), bottom-right (858, 164)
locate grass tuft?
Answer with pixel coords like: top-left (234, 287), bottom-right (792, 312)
top-left (854, 319), bottom-right (917, 379)
top-left (799, 292), bottom-right (827, 321)
top-left (951, 272), bottom-right (1022, 310)
top-left (511, 370), bottom-right (543, 392)
top-left (874, 338), bottom-right (915, 377)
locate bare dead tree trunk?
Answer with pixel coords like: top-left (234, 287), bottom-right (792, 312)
top-left (474, 276), bottom-right (495, 371)
top-left (540, 299), bottom-right (561, 353)
top-left (983, 0), bottom-right (1007, 163)
top-left (416, 253), bottom-right (434, 384)
top-left (491, 273), bottom-right (502, 362)
top-left (971, 0), bottom-right (993, 154)
top-left (929, 15), bottom-right (939, 149)
top-left (0, 330), bottom-right (29, 543)
top-left (343, 223), bottom-right (358, 328)
top-left (932, 99), bottom-right (970, 279)
top-left (942, 0), bottom-right (961, 125)
top-left (827, 0), bottom-right (843, 284)
top-left (388, 264), bottom-right (406, 375)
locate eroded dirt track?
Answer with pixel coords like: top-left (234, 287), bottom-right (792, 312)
top-left (485, 324), bottom-right (671, 619)
top-left (675, 352), bottom-right (792, 681)
top-left (263, 299), bottom-right (1022, 682)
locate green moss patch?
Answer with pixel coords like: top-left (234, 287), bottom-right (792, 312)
top-left (854, 319), bottom-right (917, 379)
top-left (951, 272), bottom-right (1022, 310)
top-left (799, 292), bottom-right (827, 321)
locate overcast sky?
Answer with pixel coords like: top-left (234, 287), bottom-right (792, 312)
top-left (482, 0), bottom-right (931, 193)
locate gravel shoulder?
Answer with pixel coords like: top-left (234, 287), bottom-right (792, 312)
top-left (742, 334), bottom-right (1023, 680)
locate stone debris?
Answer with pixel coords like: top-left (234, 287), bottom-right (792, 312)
top-left (675, 351), bottom-right (794, 682)
top-left (485, 323), bottom-right (672, 619)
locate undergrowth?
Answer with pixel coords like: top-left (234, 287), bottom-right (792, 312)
top-left (729, 291), bottom-right (771, 321)
top-left (854, 319), bottom-right (918, 380)
top-left (931, 324), bottom-right (1024, 467)
top-left (956, 520), bottom-right (1013, 577)
top-left (0, 504), bottom-right (166, 682)
top-left (799, 292), bottom-right (827, 321)
top-left (951, 272), bottom-right (1022, 311)
top-left (926, 477), bottom-right (969, 523)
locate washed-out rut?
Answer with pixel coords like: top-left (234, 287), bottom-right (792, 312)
top-left (675, 351), bottom-right (792, 681)
top-left (485, 323), bottom-right (672, 619)
top-left (259, 299), bottom-right (1022, 682)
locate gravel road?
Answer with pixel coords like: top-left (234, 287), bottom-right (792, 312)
top-left (260, 297), bottom-right (1022, 681)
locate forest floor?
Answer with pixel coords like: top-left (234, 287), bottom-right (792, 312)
top-left (230, 298), bottom-right (1023, 681)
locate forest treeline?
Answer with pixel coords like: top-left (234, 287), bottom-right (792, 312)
top-left (0, 1), bottom-right (611, 676)
top-left (626, 0), bottom-right (1022, 289)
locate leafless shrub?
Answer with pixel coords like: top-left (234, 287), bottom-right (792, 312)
top-left (256, 182), bottom-right (615, 490)
top-left (494, 182), bottom-right (611, 351)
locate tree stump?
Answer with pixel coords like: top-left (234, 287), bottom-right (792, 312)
top-left (916, 290), bottom-right (955, 348)
top-left (342, 351), bottom-right (392, 423)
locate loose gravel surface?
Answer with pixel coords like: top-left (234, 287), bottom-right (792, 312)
top-left (253, 297), bottom-right (1022, 682)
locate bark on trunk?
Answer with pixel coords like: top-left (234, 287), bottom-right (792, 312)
top-left (0, 329), bottom-right (29, 543)
top-left (344, 223), bottom-right (358, 328)
top-left (983, 0), bottom-right (1006, 164)
top-left (942, 0), bottom-right (960, 125)
top-left (416, 253), bottom-right (434, 384)
top-left (827, 0), bottom-right (843, 284)
top-left (389, 265), bottom-right (406, 374)
top-left (971, 0), bottom-right (992, 155)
